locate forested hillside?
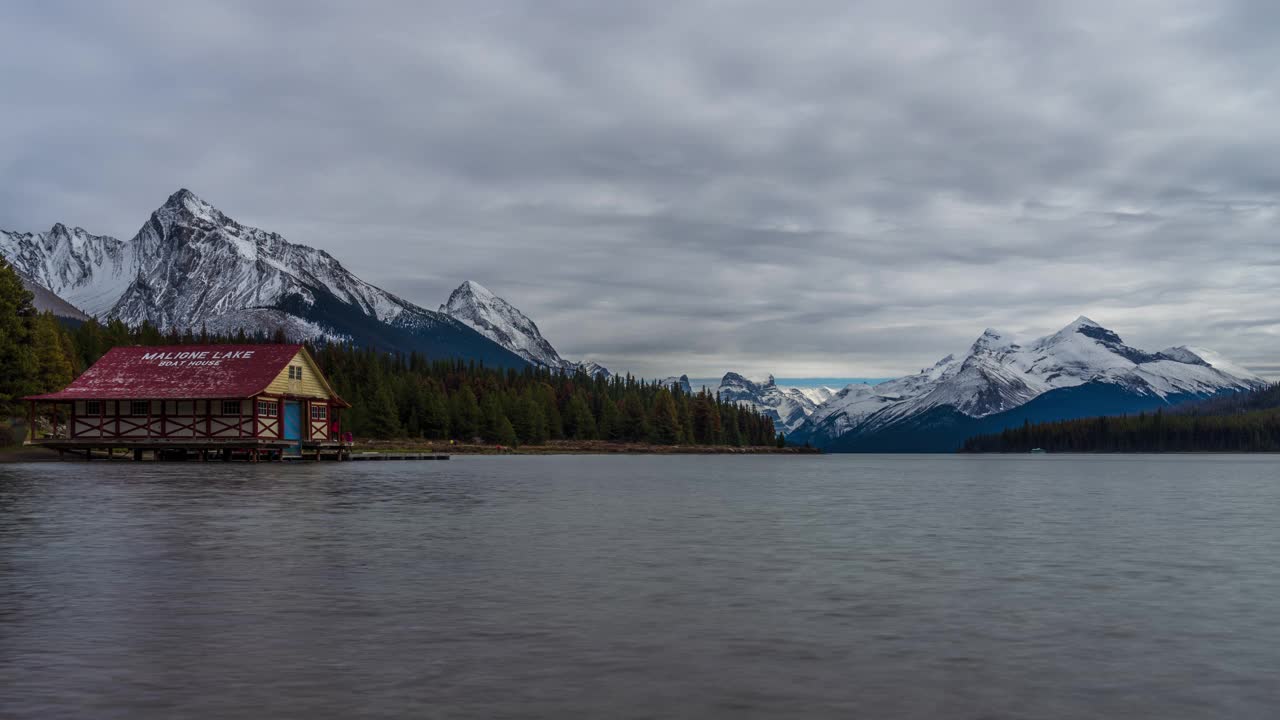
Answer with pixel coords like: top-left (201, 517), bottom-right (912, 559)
top-left (961, 384), bottom-right (1280, 453)
top-left (1, 258), bottom-right (778, 448)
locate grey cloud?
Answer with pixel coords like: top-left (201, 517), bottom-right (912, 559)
top-left (2, 0), bottom-right (1279, 378)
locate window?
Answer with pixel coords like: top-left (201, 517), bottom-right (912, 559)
top-left (288, 365), bottom-right (303, 380)
top-left (311, 404), bottom-right (328, 420)
top-left (257, 400), bottom-right (278, 417)
top-left (85, 400), bottom-right (102, 416)
top-left (222, 400), bottom-right (241, 416)
top-left (131, 400), bottom-right (149, 416)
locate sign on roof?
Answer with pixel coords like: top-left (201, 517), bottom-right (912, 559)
top-left (140, 349), bottom-right (257, 367)
top-left (25, 344), bottom-right (328, 401)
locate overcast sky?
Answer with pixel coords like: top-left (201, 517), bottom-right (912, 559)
top-left (3, 1), bottom-right (1279, 378)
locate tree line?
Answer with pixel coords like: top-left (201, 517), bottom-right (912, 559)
top-left (1, 257), bottom-right (780, 447)
top-left (961, 384), bottom-right (1280, 453)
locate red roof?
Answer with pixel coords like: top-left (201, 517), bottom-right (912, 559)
top-left (26, 344), bottom-right (318, 401)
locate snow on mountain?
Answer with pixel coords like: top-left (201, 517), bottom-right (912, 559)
top-left (717, 372), bottom-right (823, 433)
top-left (652, 375), bottom-right (693, 394)
top-left (1159, 346), bottom-right (1266, 384)
top-left (0, 189), bottom-right (529, 367)
top-left (1, 223), bottom-right (137, 317)
top-left (799, 316), bottom-right (1267, 445)
top-left (108, 189), bottom-right (419, 332)
top-left (438, 279), bottom-right (616, 378)
top-left (440, 280), bottom-right (570, 368)
top-left (793, 386), bottom-right (838, 405)
top-left (575, 361), bottom-right (612, 379)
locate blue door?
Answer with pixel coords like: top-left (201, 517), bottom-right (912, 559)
top-left (283, 401), bottom-right (302, 455)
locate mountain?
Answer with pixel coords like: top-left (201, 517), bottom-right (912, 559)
top-left (653, 375), bottom-right (693, 394)
top-left (794, 386), bottom-right (837, 406)
top-left (3, 258), bottom-right (91, 321)
top-left (1, 223), bottom-right (134, 317)
top-left (439, 279), bottom-right (611, 377)
top-left (0, 189), bottom-right (528, 368)
top-left (440, 280), bottom-right (569, 368)
top-left (577, 361), bottom-right (612, 379)
top-left (962, 382), bottom-right (1280, 453)
top-left (21, 276), bottom-right (88, 321)
top-left (796, 316), bottom-right (1266, 452)
top-left (717, 372), bottom-right (824, 433)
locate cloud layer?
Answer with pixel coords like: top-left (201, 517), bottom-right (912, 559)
top-left (3, 1), bottom-right (1278, 377)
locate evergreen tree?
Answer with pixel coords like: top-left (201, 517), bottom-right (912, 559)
top-left (450, 386), bottom-right (481, 440)
top-left (363, 382), bottom-right (402, 439)
top-left (598, 397), bottom-right (624, 441)
top-left (32, 313), bottom-right (74, 393)
top-left (511, 392), bottom-right (548, 445)
top-left (676, 391), bottom-right (695, 444)
top-left (564, 391), bottom-right (597, 440)
top-left (691, 393), bottom-right (720, 444)
top-left (420, 385), bottom-right (451, 439)
top-left (0, 258), bottom-right (37, 417)
top-left (620, 394), bottom-right (649, 442)
top-left (648, 388), bottom-right (682, 444)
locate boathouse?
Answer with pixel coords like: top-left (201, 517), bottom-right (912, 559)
top-left (24, 344), bottom-right (352, 461)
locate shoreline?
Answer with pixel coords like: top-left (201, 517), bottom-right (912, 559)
top-left (0, 441), bottom-right (820, 463)
top-left (355, 440), bottom-right (821, 456)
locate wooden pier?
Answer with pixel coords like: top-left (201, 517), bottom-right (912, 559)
top-left (27, 438), bottom-right (354, 462)
top-left (348, 452), bottom-right (450, 461)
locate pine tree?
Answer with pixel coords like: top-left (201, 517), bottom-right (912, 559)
top-left (0, 258), bottom-right (37, 418)
top-left (676, 391), bottom-right (695, 444)
top-left (420, 385), bottom-right (451, 439)
top-left (511, 392), bottom-right (548, 445)
top-left (691, 393), bottom-right (718, 444)
top-left (598, 397), bottom-right (624, 441)
top-left (565, 391), bottom-right (597, 440)
top-left (480, 393), bottom-right (510, 443)
top-left (364, 382), bottom-right (403, 439)
top-left (648, 388), bottom-right (682, 444)
top-left (450, 386), bottom-right (481, 440)
top-left (620, 393), bottom-right (649, 442)
top-left (32, 313), bottom-right (74, 393)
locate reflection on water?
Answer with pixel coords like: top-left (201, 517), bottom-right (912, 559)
top-left (2, 455), bottom-right (1280, 719)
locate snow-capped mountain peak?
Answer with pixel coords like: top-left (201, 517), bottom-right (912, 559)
top-left (971, 328), bottom-right (1015, 353)
top-left (797, 316), bottom-right (1268, 448)
top-left (434, 281), bottom-right (615, 377)
top-left (0, 189), bottom-right (531, 368)
top-left (576, 361), bottom-right (612, 379)
top-left (1161, 346), bottom-right (1266, 383)
top-left (439, 280), bottom-right (569, 369)
top-left (717, 371), bottom-right (824, 433)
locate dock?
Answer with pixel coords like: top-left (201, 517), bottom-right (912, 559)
top-left (348, 452), bottom-right (450, 461)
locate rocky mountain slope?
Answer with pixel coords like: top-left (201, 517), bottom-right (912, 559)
top-left (795, 316), bottom-right (1266, 451)
top-left (716, 373), bottom-right (826, 433)
top-left (0, 189), bottom-right (528, 367)
top-left (440, 281), bottom-right (568, 368)
top-left (438, 280), bottom-right (612, 378)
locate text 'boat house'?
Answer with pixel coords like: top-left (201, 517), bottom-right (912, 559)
top-left (24, 344), bottom-right (352, 461)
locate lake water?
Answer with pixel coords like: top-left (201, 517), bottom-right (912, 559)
top-left (2, 455), bottom-right (1279, 719)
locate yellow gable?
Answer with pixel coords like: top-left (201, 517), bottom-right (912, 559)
top-left (265, 349), bottom-right (338, 400)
